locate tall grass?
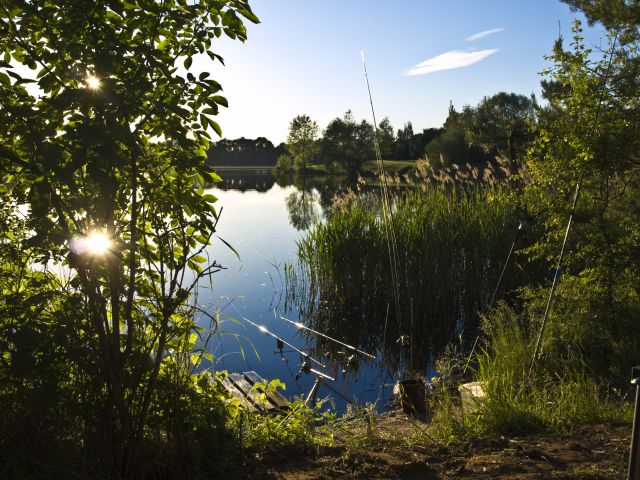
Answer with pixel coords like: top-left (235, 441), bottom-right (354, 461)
top-left (288, 187), bottom-right (521, 371)
top-left (427, 304), bottom-right (631, 443)
top-left (476, 303), bottom-right (630, 434)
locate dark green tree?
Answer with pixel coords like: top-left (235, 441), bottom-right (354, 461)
top-left (377, 116), bottom-right (396, 159)
top-left (414, 127), bottom-right (443, 159)
top-left (424, 108), bottom-right (488, 168)
top-left (286, 114), bottom-right (320, 171)
top-left (526, 20), bottom-right (640, 379)
top-left (0, 0), bottom-right (257, 476)
top-left (461, 92), bottom-right (537, 161)
top-left (562, 0), bottom-right (640, 39)
top-left (320, 110), bottom-right (373, 177)
top-left (395, 121), bottom-right (415, 159)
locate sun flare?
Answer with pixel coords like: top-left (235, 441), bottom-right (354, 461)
top-left (85, 231), bottom-right (110, 255)
top-left (86, 75), bottom-right (101, 89)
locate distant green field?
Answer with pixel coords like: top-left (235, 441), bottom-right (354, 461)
top-left (305, 160), bottom-right (417, 175)
top-left (362, 159), bottom-right (417, 173)
top-left (212, 160), bottom-right (418, 175)
top-left (213, 165), bottom-right (274, 170)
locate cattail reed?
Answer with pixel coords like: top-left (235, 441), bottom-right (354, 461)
top-left (288, 187), bottom-right (521, 372)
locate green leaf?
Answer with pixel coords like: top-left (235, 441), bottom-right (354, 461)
top-left (206, 50), bottom-right (225, 65)
top-left (211, 95), bottom-right (228, 108)
top-left (217, 235), bottom-right (239, 261)
top-left (157, 38), bottom-right (170, 51)
top-left (209, 120), bottom-right (222, 137)
top-left (192, 254), bottom-right (207, 263)
top-left (237, 8), bottom-right (260, 24)
top-left (207, 171), bottom-right (223, 183)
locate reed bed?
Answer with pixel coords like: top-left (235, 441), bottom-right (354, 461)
top-left (288, 187), bottom-right (522, 371)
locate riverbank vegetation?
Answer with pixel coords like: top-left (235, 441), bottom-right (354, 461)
top-left (286, 2), bottom-right (640, 447)
top-left (291, 187), bottom-right (522, 370)
top-left (1, 0), bottom-right (639, 478)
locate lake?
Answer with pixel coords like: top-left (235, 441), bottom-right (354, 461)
top-left (200, 170), bottom-right (393, 412)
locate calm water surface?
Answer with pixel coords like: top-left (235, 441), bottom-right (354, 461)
top-left (200, 172), bottom-right (391, 411)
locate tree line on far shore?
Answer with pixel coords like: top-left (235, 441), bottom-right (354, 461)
top-left (207, 91), bottom-right (536, 177)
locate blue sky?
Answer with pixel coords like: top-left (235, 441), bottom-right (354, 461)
top-left (203, 1), bottom-right (606, 144)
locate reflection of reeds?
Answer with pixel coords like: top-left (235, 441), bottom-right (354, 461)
top-left (289, 187), bottom-right (519, 373)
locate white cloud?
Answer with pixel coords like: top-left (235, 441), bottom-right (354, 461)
top-left (405, 49), bottom-right (498, 76)
top-left (465, 27), bottom-right (504, 41)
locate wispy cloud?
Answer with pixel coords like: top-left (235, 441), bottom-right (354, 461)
top-left (405, 49), bottom-right (498, 76)
top-left (465, 27), bottom-right (504, 42)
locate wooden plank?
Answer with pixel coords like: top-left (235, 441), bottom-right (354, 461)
top-left (228, 373), bottom-right (273, 412)
top-left (243, 371), bottom-right (290, 410)
top-left (221, 376), bottom-right (258, 412)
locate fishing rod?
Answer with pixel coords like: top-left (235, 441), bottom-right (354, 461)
top-left (240, 316), bottom-right (326, 369)
top-left (242, 316), bottom-right (353, 406)
top-left (360, 50), bottom-right (402, 324)
top-left (280, 315), bottom-right (376, 360)
top-left (462, 219), bottom-right (525, 374)
top-left (528, 30), bottom-right (619, 379)
top-left (361, 49), bottom-right (406, 373)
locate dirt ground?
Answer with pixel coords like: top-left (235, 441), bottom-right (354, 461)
top-left (239, 415), bottom-right (631, 479)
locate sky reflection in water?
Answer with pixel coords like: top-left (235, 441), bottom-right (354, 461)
top-left (199, 174), bottom-right (390, 412)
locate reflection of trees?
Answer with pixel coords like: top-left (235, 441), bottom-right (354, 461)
top-left (285, 190), bottom-right (321, 231)
top-left (276, 173), bottom-right (356, 217)
top-left (281, 174), bottom-right (365, 230)
top-left (216, 170), bottom-right (371, 223)
top-left (207, 137), bottom-right (286, 167)
top-left (216, 169), bottom-right (276, 192)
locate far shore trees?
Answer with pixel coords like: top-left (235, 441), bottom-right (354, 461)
top-left (238, 95), bottom-right (540, 175)
top-left (461, 92), bottom-right (537, 162)
top-left (320, 110), bottom-right (374, 177)
top-left (378, 117), bottom-right (396, 159)
top-left (286, 114), bottom-right (320, 171)
top-left (207, 137), bottom-right (285, 167)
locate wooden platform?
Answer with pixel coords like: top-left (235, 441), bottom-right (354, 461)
top-left (221, 371), bottom-right (290, 413)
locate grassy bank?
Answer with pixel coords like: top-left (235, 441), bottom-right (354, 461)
top-left (426, 302), bottom-right (632, 444)
top-left (285, 159), bottom-right (418, 176)
top-left (286, 183), bottom-right (632, 445)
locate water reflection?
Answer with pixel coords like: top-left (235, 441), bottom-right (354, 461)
top-left (204, 168), bottom-right (516, 411)
top-left (285, 190), bottom-right (321, 231)
top-left (215, 168), bottom-right (275, 192)
top-left (202, 169), bottom-right (399, 411)
top-left (215, 168), bottom-right (360, 228)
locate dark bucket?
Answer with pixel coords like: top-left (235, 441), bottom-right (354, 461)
top-left (399, 379), bottom-right (426, 414)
